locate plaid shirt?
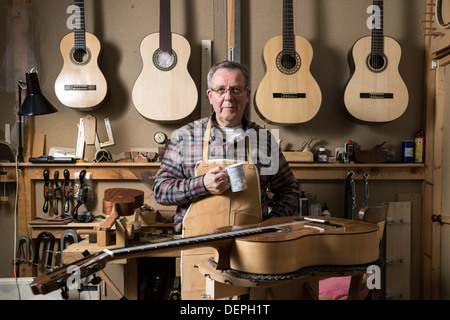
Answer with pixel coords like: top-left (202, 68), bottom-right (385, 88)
top-left (153, 113), bottom-right (300, 232)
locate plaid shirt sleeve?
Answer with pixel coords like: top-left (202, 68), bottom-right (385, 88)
top-left (153, 125), bottom-right (209, 206)
top-left (254, 123), bottom-right (300, 218)
top-left (265, 148), bottom-right (300, 218)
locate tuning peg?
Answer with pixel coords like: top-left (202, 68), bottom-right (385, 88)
top-left (91, 274), bottom-right (102, 285)
top-left (61, 286), bottom-right (69, 300)
top-left (77, 283), bottom-right (85, 292)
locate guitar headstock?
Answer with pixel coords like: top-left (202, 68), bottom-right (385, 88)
top-left (30, 251), bottom-right (110, 295)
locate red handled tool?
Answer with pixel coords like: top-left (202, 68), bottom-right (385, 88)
top-left (43, 169), bottom-right (50, 213)
top-left (53, 170), bottom-right (62, 216)
top-left (63, 169), bottom-right (70, 213)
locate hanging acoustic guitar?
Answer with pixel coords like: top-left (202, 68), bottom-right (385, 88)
top-left (341, 0), bottom-right (409, 123)
top-left (54, 0), bottom-right (107, 110)
top-left (132, 0), bottom-right (198, 122)
top-left (254, 0), bottom-right (322, 124)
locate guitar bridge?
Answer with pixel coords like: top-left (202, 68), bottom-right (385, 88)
top-left (273, 93), bottom-right (306, 99)
top-left (360, 93), bottom-right (394, 99)
top-left (296, 217), bottom-right (341, 228)
top-left (65, 85), bottom-right (97, 91)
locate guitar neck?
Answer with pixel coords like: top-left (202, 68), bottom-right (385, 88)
top-left (111, 225), bottom-right (275, 259)
top-left (371, 0), bottom-right (384, 55)
top-left (160, 0), bottom-right (172, 52)
top-left (74, 0), bottom-right (86, 50)
top-left (30, 223), bottom-right (279, 295)
top-left (282, 0), bottom-right (295, 55)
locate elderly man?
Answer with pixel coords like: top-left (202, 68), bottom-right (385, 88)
top-left (153, 60), bottom-right (299, 299)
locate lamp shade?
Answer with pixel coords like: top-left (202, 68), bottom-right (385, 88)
top-left (18, 71), bottom-right (58, 116)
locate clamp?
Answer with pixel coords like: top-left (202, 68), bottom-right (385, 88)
top-left (60, 229), bottom-right (79, 266)
top-left (12, 235), bottom-right (34, 277)
top-left (33, 231), bottom-right (56, 270)
top-left (15, 235), bottom-right (34, 263)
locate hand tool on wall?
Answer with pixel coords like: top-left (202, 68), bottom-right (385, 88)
top-left (15, 235), bottom-right (33, 264)
top-left (63, 169), bottom-right (70, 213)
top-left (60, 229), bottom-right (79, 266)
top-left (53, 170), bottom-right (62, 216)
top-left (32, 231), bottom-right (56, 271)
top-left (72, 170), bottom-right (88, 219)
top-left (363, 172), bottom-right (369, 206)
top-left (344, 171), bottom-right (356, 219)
top-left (43, 169), bottom-right (50, 213)
top-left (11, 235), bottom-right (34, 277)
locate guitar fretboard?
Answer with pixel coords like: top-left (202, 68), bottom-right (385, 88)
top-left (74, 0), bottom-right (86, 50)
top-left (282, 0), bottom-right (295, 56)
top-left (111, 225), bottom-right (278, 258)
top-left (160, 0), bottom-right (172, 53)
top-left (371, 0), bottom-right (384, 55)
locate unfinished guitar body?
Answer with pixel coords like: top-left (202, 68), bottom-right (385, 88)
top-left (215, 217), bottom-right (380, 275)
top-left (96, 188), bottom-right (144, 231)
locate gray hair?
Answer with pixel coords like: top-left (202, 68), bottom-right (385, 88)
top-left (207, 60), bottom-right (250, 88)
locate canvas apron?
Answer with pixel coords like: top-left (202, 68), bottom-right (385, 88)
top-left (181, 120), bottom-right (262, 300)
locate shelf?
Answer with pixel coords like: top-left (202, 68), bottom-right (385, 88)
top-left (0, 162), bottom-right (425, 181)
top-left (0, 161), bottom-right (424, 278)
top-left (0, 162), bottom-right (160, 181)
top-left (288, 163), bottom-right (425, 180)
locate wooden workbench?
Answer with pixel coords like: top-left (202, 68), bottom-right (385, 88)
top-left (0, 161), bottom-right (424, 281)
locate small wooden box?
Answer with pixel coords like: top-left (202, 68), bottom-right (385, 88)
top-left (283, 150), bottom-right (314, 163)
top-left (355, 150), bottom-right (388, 163)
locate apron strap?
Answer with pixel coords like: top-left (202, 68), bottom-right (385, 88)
top-left (202, 119), bottom-right (255, 167)
top-left (202, 120), bottom-right (212, 163)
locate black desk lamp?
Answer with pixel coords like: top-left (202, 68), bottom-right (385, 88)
top-left (17, 70), bottom-right (58, 162)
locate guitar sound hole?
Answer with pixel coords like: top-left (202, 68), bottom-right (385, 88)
top-left (153, 48), bottom-right (178, 71)
top-left (276, 52), bottom-right (301, 75)
top-left (367, 53), bottom-right (387, 73)
top-left (70, 47), bottom-right (91, 65)
top-left (276, 227), bottom-right (290, 233)
top-left (282, 54), bottom-right (297, 70)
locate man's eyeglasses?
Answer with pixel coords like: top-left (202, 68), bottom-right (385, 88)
top-left (210, 86), bottom-right (248, 96)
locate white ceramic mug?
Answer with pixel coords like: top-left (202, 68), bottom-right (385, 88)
top-left (225, 163), bottom-right (248, 192)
